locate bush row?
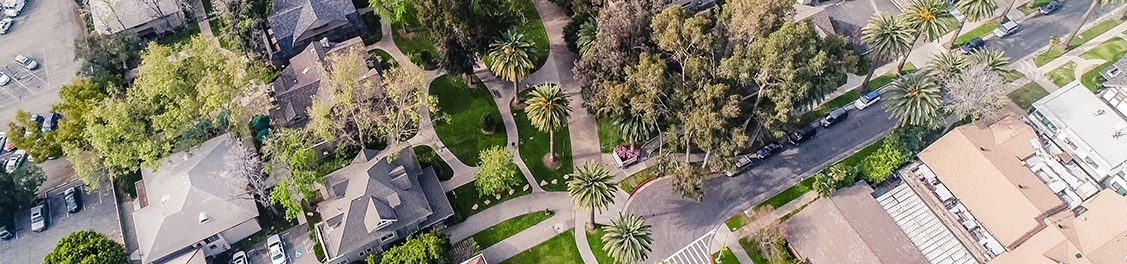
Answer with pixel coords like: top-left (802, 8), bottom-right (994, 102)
top-left (813, 124), bottom-right (933, 196)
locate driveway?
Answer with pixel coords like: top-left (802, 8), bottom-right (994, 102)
top-left (824, 0), bottom-right (902, 39)
top-left (987, 2), bottom-right (1116, 61)
top-left (244, 224), bottom-right (321, 264)
top-left (0, 0), bottom-right (83, 126)
top-left (624, 101), bottom-right (898, 258)
top-left (0, 179), bottom-right (122, 264)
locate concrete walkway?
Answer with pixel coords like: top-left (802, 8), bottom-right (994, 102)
top-left (446, 192), bottom-right (573, 242)
top-left (1024, 5), bottom-right (1127, 91)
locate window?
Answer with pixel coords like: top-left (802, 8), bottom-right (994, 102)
top-left (1085, 157), bottom-right (1100, 168)
top-left (1063, 137), bottom-right (1078, 149)
top-left (1032, 111), bottom-right (1059, 132)
top-left (204, 234), bottom-right (221, 244)
top-left (379, 233), bottom-right (395, 243)
top-left (376, 220), bottom-right (392, 229)
top-left (358, 252), bottom-right (365, 257)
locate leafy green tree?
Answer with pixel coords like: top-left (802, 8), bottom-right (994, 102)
top-left (487, 29), bottom-right (537, 106)
top-left (217, 0), bottom-right (272, 56)
top-left (720, 0), bottom-right (794, 46)
top-left (812, 172), bottom-right (835, 197)
top-left (524, 83), bottom-right (571, 162)
top-left (263, 128), bottom-right (320, 219)
top-left (43, 230), bottom-right (127, 264)
top-left (860, 139), bottom-right (904, 183)
top-left (7, 110), bottom-right (63, 162)
top-left (567, 161), bottom-right (617, 229)
top-left (563, 12), bottom-right (594, 54)
top-left (370, 0), bottom-right (416, 26)
top-left (593, 52), bottom-right (668, 126)
top-left (574, 0), bottom-right (664, 100)
top-left (0, 163), bottom-right (45, 213)
top-left (861, 13), bottom-right (915, 80)
top-left (1061, 0), bottom-right (1127, 49)
top-left (651, 6), bottom-right (714, 76)
top-left (475, 146), bottom-right (521, 195)
top-left (678, 82), bottom-right (747, 172)
top-left (946, 0), bottom-right (996, 48)
top-left (52, 79), bottom-right (108, 185)
top-left (899, 0), bottom-right (954, 69)
top-left (73, 32), bottom-right (140, 92)
top-left (883, 72), bottom-right (943, 127)
top-left (602, 213), bottom-right (654, 264)
top-left (377, 231), bottom-right (448, 264)
top-left (414, 0), bottom-right (487, 76)
top-left (614, 114), bottom-right (653, 148)
top-left (379, 61), bottom-right (436, 155)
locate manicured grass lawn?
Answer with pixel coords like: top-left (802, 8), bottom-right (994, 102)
top-left (1069, 19), bottom-right (1119, 50)
top-left (836, 140), bottom-right (883, 169)
top-left (1047, 61), bottom-right (1077, 87)
top-left (1008, 82), bottom-right (1049, 110)
top-left (1004, 69), bottom-right (1026, 83)
top-left (1082, 37), bottom-right (1127, 61)
top-left (1034, 46), bottom-right (1066, 67)
top-left (413, 145), bottom-right (454, 181)
top-left (713, 247), bottom-right (742, 264)
top-left (360, 11), bottom-right (383, 45)
top-left (868, 74), bottom-right (895, 90)
top-left (597, 116), bottom-right (624, 153)
top-left (739, 238), bottom-right (769, 264)
top-left (499, 230), bottom-right (583, 264)
top-left (430, 74), bottom-right (508, 166)
top-left (586, 226), bottom-right (616, 264)
top-left (1081, 60), bottom-right (1114, 93)
top-left (619, 166), bottom-right (658, 194)
top-left (512, 105), bottom-right (573, 192)
top-left (954, 21), bottom-right (1000, 47)
top-left (368, 49), bottom-right (398, 70)
top-left (797, 90), bottom-right (859, 125)
top-left (445, 176), bottom-right (532, 225)
top-left (725, 214), bottom-right (745, 231)
top-left (755, 177), bottom-right (815, 210)
top-left (391, 19), bottom-right (439, 69)
top-left (513, 0), bottom-right (550, 71)
top-left (467, 210), bottom-right (555, 248)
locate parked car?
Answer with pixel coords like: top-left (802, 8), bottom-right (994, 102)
top-left (6, 149), bottom-right (25, 173)
top-left (960, 37), bottom-right (985, 54)
top-left (3, 137), bottom-right (14, 151)
top-left (267, 234), bottom-right (287, 264)
top-left (855, 90), bottom-right (881, 110)
top-left (0, 224), bottom-right (11, 240)
top-left (231, 251), bottom-right (247, 264)
top-left (0, 18), bottom-right (11, 35)
top-left (1040, 0), bottom-right (1062, 14)
top-left (788, 125), bottom-right (818, 145)
top-left (14, 55), bottom-right (37, 70)
top-left (725, 154), bottom-right (755, 177)
top-left (820, 107), bottom-right (848, 127)
top-left (63, 187), bottom-right (80, 213)
top-left (756, 142), bottom-right (784, 160)
top-left (993, 20), bottom-right (1019, 37)
top-left (0, 71), bottom-right (9, 86)
top-left (30, 201), bottom-right (46, 232)
top-left (41, 112), bottom-right (60, 132)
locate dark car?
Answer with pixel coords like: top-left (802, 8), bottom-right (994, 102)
top-left (960, 38), bottom-right (985, 54)
top-left (63, 187), bottom-right (80, 213)
top-left (725, 154), bottom-right (755, 177)
top-left (1040, 0), bottom-right (1062, 14)
top-left (820, 108), bottom-right (848, 127)
top-left (0, 225), bottom-right (11, 240)
top-left (756, 142), bottom-right (784, 160)
top-left (788, 125), bottom-right (818, 145)
top-left (41, 112), bottom-right (61, 132)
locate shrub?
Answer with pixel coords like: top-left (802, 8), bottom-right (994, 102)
top-left (481, 113), bottom-right (499, 134)
top-left (812, 172), bottom-right (835, 197)
top-left (563, 12), bottom-right (593, 54)
top-left (860, 139), bottom-right (903, 183)
top-left (827, 163), bottom-right (857, 187)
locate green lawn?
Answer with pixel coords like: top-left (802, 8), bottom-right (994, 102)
top-left (713, 247), bottom-right (742, 264)
top-left (586, 226), bottom-right (617, 264)
top-left (1004, 69), bottom-right (1026, 83)
top-left (429, 74), bottom-right (508, 166)
top-left (954, 21), bottom-right (1000, 47)
top-left (1081, 60), bottom-right (1114, 93)
top-left (1069, 19), bottom-right (1119, 50)
top-left (1018, 0), bottom-right (1053, 14)
top-left (391, 20), bottom-right (439, 69)
top-left (755, 177), bottom-right (815, 210)
top-left (513, 0), bottom-right (550, 72)
top-left (413, 145), bottom-right (454, 181)
top-left (208, 17), bottom-right (232, 50)
top-left (500, 230), bottom-right (584, 264)
top-left (739, 238), bottom-right (769, 264)
top-left (836, 140), bottom-right (883, 169)
top-left (368, 49), bottom-right (398, 70)
top-left (1008, 82), bottom-right (1049, 110)
top-left (903, 61), bottom-right (917, 73)
top-left (725, 214), bottom-right (745, 231)
top-left (597, 116), bottom-right (624, 153)
top-left (467, 210), bottom-right (555, 248)
top-left (1047, 61), bottom-right (1078, 87)
top-left (619, 166), bottom-right (658, 194)
top-left (798, 90), bottom-right (860, 125)
top-left (155, 23), bottom-right (201, 48)
top-left (512, 105), bottom-right (573, 192)
top-left (868, 74), bottom-right (895, 90)
top-left (1082, 37), bottom-right (1127, 60)
top-left (445, 176), bottom-right (532, 225)
top-left (1034, 46), bottom-right (1066, 67)
top-left (360, 11), bottom-right (383, 45)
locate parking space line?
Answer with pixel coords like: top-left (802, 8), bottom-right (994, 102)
top-left (7, 74), bottom-right (36, 95)
top-left (16, 67), bottom-right (45, 84)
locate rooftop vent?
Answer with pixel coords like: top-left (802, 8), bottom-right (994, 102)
top-left (1096, 109), bottom-right (1106, 116)
top-left (320, 37), bottom-right (330, 48)
top-left (199, 212), bottom-right (211, 224)
top-left (159, 194), bottom-right (170, 206)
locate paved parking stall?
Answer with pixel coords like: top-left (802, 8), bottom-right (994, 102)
top-left (0, 0), bottom-right (82, 126)
top-left (0, 179), bottom-right (122, 264)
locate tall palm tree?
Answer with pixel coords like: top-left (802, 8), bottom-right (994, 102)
top-left (883, 72), bottom-right (944, 127)
top-left (1062, 0), bottom-right (1127, 50)
top-left (614, 114), bottom-right (652, 149)
top-left (567, 161), bottom-right (618, 229)
top-left (970, 49), bottom-right (1011, 73)
top-left (862, 13), bottom-right (916, 86)
top-left (900, 0), bottom-right (955, 71)
top-left (946, 0), bottom-right (997, 48)
top-left (487, 29), bottom-right (537, 107)
top-left (602, 213), bottom-right (653, 264)
top-left (524, 83), bottom-right (571, 164)
top-left (927, 51), bottom-right (969, 82)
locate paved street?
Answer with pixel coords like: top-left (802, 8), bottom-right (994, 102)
top-left (0, 179), bottom-right (122, 264)
top-left (0, 0), bottom-right (83, 126)
top-left (624, 101), bottom-right (898, 258)
top-left (988, 1), bottom-right (1115, 60)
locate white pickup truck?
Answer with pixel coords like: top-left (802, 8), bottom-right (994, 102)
top-left (3, 0), bottom-right (25, 17)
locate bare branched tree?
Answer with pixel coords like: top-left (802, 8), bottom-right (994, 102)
top-left (942, 64), bottom-right (1006, 121)
top-left (221, 138), bottom-right (270, 208)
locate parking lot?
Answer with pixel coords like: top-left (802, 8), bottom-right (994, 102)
top-left (0, 179), bottom-right (123, 264)
top-left (0, 0), bottom-right (83, 126)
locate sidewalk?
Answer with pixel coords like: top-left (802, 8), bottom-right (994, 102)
top-left (1024, 5), bottom-right (1127, 91)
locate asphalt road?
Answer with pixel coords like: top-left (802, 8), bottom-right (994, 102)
top-left (624, 101), bottom-right (898, 259)
top-left (0, 0), bottom-right (82, 127)
top-left (987, 0), bottom-right (1117, 61)
top-left (0, 180), bottom-right (122, 264)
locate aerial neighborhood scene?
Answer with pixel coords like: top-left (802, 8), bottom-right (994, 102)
top-left (5, 0), bottom-right (1127, 261)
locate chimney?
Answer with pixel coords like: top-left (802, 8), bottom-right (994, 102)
top-left (320, 37), bottom-right (330, 48)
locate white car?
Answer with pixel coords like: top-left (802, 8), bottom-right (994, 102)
top-left (993, 20), bottom-right (1019, 38)
top-left (267, 234), bottom-right (287, 264)
top-left (6, 149), bottom-right (25, 173)
top-left (0, 71), bottom-right (9, 86)
top-left (14, 55), bottom-right (37, 70)
top-left (230, 251), bottom-right (247, 264)
top-left (0, 18), bottom-right (11, 34)
top-left (854, 90), bottom-right (881, 110)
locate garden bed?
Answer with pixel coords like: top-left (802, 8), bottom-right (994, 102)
top-left (445, 176), bottom-right (532, 225)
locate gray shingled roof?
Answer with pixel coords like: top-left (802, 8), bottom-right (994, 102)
top-left (269, 37), bottom-right (377, 129)
top-left (267, 0), bottom-right (357, 58)
top-left (89, 0), bottom-right (180, 34)
top-left (1101, 55), bottom-right (1127, 88)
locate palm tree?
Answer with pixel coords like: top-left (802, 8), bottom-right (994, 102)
top-left (899, 0), bottom-right (955, 71)
top-left (602, 213), bottom-right (653, 264)
top-left (614, 114), bottom-right (652, 149)
top-left (567, 161), bottom-right (618, 229)
top-left (487, 29), bottom-right (537, 107)
top-left (970, 49), bottom-right (1011, 73)
top-left (524, 83), bottom-right (571, 164)
top-left (927, 51), bottom-right (968, 82)
top-left (883, 72), bottom-right (944, 127)
top-left (1062, 0), bottom-right (1127, 50)
top-left (577, 19), bottom-right (598, 56)
top-left (862, 13), bottom-right (916, 86)
top-left (946, 0), bottom-right (997, 48)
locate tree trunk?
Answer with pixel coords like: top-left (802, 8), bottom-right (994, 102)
top-left (1061, 0), bottom-right (1100, 50)
top-left (588, 209), bottom-right (596, 229)
top-left (999, 0), bottom-right (1017, 22)
top-left (895, 53), bottom-right (911, 76)
top-left (946, 20), bottom-right (965, 49)
top-left (861, 59), bottom-right (878, 92)
top-left (549, 129), bottom-right (556, 161)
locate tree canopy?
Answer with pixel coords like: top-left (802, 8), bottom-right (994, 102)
top-left (43, 230), bottom-right (128, 264)
top-left (475, 145), bottom-right (521, 195)
top-left (376, 231), bottom-right (448, 264)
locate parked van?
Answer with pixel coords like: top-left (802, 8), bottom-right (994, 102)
top-left (855, 90), bottom-right (881, 110)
